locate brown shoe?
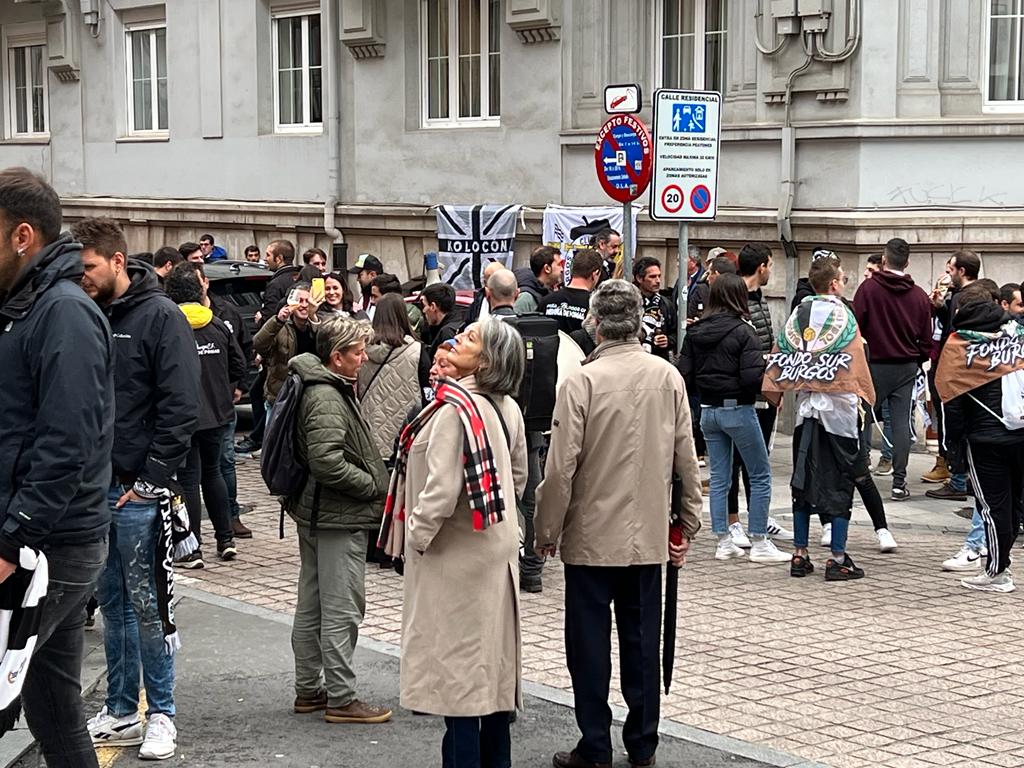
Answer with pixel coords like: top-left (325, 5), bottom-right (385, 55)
top-left (701, 478), bottom-right (710, 497)
top-left (232, 518), bottom-right (253, 539)
top-left (324, 699), bottom-right (392, 724)
top-left (552, 750), bottom-right (611, 768)
top-left (921, 456), bottom-right (950, 484)
top-left (293, 689), bottom-right (327, 713)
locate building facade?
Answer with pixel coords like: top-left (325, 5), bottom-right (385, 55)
top-left (0, 0), bottom-right (1021, 300)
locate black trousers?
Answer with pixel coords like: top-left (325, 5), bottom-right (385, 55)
top-left (967, 442), bottom-right (1024, 576)
top-left (178, 424), bottom-right (234, 547)
top-left (818, 422), bottom-right (889, 531)
top-left (729, 404), bottom-right (777, 516)
top-left (248, 369), bottom-right (267, 446)
top-left (441, 713), bottom-right (512, 768)
top-left (21, 540), bottom-right (107, 768)
top-left (564, 564), bottom-right (661, 765)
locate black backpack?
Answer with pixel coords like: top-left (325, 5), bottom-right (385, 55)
top-left (505, 314), bottom-right (560, 432)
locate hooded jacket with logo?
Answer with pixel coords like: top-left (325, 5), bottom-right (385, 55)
top-left (179, 303), bottom-right (246, 431)
top-left (210, 294), bottom-right (254, 390)
top-left (104, 262), bottom-right (200, 488)
top-left (0, 237), bottom-right (115, 564)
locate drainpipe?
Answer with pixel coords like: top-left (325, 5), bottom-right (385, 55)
top-left (778, 49), bottom-right (813, 312)
top-left (323, 0), bottom-right (346, 270)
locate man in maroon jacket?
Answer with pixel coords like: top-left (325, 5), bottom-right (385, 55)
top-left (853, 237), bottom-right (932, 501)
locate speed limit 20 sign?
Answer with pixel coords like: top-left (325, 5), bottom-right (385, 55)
top-left (649, 89), bottom-right (721, 220)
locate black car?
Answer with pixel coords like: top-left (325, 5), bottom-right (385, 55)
top-left (205, 260), bottom-right (271, 334)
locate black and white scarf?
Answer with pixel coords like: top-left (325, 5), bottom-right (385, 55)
top-left (0, 547), bottom-right (48, 734)
top-left (155, 491), bottom-right (197, 655)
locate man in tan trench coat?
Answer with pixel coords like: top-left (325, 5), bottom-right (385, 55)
top-left (535, 279), bottom-right (703, 768)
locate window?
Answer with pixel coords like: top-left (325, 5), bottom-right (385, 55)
top-left (125, 25), bottom-right (168, 134)
top-left (659, 0), bottom-right (727, 92)
top-left (3, 23), bottom-right (48, 139)
top-left (422, 0), bottom-right (501, 127)
top-left (987, 0), bottom-right (1024, 108)
top-left (272, 10), bottom-right (322, 132)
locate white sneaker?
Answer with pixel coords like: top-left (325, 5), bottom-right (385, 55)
top-left (766, 516), bottom-right (793, 540)
top-left (960, 570), bottom-right (1016, 593)
top-left (728, 522), bottom-right (751, 549)
top-left (876, 528), bottom-right (898, 553)
top-left (139, 713), bottom-right (176, 761)
top-left (749, 538), bottom-right (791, 564)
top-left (715, 539), bottom-right (746, 560)
top-left (820, 523), bottom-right (832, 548)
top-left (942, 546), bottom-right (984, 572)
top-left (88, 706), bottom-right (144, 746)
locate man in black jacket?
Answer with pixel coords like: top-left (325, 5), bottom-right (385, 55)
top-left (257, 239), bottom-right (299, 326)
top-left (514, 246), bottom-right (563, 314)
top-left (75, 218), bottom-right (199, 761)
top-left (418, 282), bottom-right (463, 401)
top-left (0, 169), bottom-right (114, 768)
top-left (632, 256), bottom-right (676, 360)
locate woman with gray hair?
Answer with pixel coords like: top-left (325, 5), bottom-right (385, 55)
top-left (379, 318), bottom-right (528, 768)
top-left (287, 315), bottom-right (392, 725)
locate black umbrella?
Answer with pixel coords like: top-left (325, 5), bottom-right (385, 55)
top-left (664, 474), bottom-right (683, 695)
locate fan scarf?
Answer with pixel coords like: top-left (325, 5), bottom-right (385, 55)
top-left (378, 379), bottom-right (506, 558)
top-left (0, 547), bottom-right (48, 735)
top-left (155, 490), bottom-right (198, 655)
top-left (935, 319), bottom-right (1024, 403)
top-left (762, 295), bottom-right (875, 406)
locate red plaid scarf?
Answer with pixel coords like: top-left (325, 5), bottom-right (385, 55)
top-left (378, 379), bottom-right (507, 557)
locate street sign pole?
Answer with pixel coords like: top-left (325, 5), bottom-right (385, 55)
top-left (622, 201), bottom-right (633, 278)
top-left (676, 221), bottom-right (688, 354)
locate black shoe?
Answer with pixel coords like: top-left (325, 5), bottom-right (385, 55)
top-left (891, 484), bottom-right (911, 502)
top-left (217, 540), bottom-right (238, 561)
top-left (84, 613), bottom-right (96, 630)
top-left (235, 438), bottom-right (261, 458)
top-left (953, 506), bottom-right (975, 520)
top-left (553, 751), bottom-right (611, 768)
top-left (790, 555), bottom-right (814, 578)
top-left (175, 550), bottom-right (205, 569)
top-left (520, 577), bottom-right (542, 594)
top-left (232, 517), bottom-right (253, 539)
top-left (925, 482), bottom-right (967, 502)
top-left (825, 554), bottom-right (865, 581)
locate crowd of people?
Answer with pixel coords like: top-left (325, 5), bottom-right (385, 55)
top-left (3, 163), bottom-right (1023, 768)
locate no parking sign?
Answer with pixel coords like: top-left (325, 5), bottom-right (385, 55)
top-left (594, 114), bottom-right (653, 204)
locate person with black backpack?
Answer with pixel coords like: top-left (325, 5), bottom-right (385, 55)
top-left (285, 315), bottom-right (392, 724)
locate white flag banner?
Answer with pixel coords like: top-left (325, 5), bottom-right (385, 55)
top-left (541, 204), bottom-right (640, 284)
top-left (436, 204), bottom-right (521, 290)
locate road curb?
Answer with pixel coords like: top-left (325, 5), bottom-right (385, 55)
top-left (176, 586), bottom-right (830, 768)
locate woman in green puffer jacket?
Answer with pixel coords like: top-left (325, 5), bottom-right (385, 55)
top-left (286, 315), bottom-right (392, 726)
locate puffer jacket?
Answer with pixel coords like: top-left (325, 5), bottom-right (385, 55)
top-left (747, 288), bottom-right (774, 352)
top-left (358, 337), bottom-right (423, 460)
top-left (677, 313), bottom-right (766, 406)
top-left (288, 353), bottom-right (389, 532)
top-left (254, 315), bottom-right (314, 403)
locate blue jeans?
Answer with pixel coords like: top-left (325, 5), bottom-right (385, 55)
top-left (793, 501), bottom-right (850, 555)
top-left (222, 410), bottom-right (240, 518)
top-left (701, 405), bottom-right (772, 536)
top-left (98, 487), bottom-right (175, 718)
top-left (966, 501), bottom-right (986, 552)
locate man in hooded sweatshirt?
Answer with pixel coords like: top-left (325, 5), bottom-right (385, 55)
top-left (75, 217), bottom-right (199, 762)
top-left (853, 237), bottom-right (932, 501)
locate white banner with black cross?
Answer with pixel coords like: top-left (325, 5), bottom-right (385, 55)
top-left (436, 204), bottom-right (521, 290)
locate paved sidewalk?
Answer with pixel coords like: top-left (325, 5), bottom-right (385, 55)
top-left (174, 451), bottom-right (1024, 768)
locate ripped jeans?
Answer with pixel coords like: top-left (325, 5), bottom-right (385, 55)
top-left (97, 486), bottom-right (175, 718)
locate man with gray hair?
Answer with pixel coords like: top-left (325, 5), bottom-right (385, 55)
top-left (485, 268), bottom-right (519, 319)
top-left (535, 279), bottom-right (703, 768)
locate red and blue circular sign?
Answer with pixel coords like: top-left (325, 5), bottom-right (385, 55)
top-left (594, 115), bottom-right (653, 203)
top-left (690, 185), bottom-right (711, 214)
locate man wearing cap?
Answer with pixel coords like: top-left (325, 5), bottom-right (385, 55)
top-left (348, 253), bottom-right (383, 313)
top-left (791, 247), bottom-right (838, 310)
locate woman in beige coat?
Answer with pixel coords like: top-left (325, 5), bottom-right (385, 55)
top-left (387, 319), bottom-right (527, 768)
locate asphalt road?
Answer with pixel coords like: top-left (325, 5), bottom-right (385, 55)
top-left (14, 594), bottom-right (775, 768)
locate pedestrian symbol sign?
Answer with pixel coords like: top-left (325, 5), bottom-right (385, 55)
top-left (671, 103), bottom-right (706, 133)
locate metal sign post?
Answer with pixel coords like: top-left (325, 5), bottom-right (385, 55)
top-left (676, 221), bottom-right (688, 353)
top-left (622, 202), bottom-right (634, 278)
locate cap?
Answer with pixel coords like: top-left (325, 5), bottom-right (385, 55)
top-left (348, 253), bottom-right (384, 274)
top-left (705, 247), bottom-right (727, 263)
top-left (812, 248), bottom-right (838, 262)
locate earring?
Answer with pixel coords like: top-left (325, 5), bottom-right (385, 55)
top-left (16, 249), bottom-right (24, 258)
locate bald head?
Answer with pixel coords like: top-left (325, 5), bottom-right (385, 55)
top-left (486, 268), bottom-right (519, 307)
top-left (482, 261), bottom-right (504, 283)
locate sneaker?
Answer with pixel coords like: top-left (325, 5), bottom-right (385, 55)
top-left (825, 554), bottom-right (866, 581)
top-left (728, 522), bottom-right (751, 549)
top-left (294, 689), bottom-right (328, 714)
top-left (820, 523), bottom-right (832, 548)
top-left (175, 550), bottom-right (204, 569)
top-left (766, 516), bottom-right (793, 540)
top-left (520, 577), bottom-right (543, 594)
top-left (876, 528), bottom-right (898, 553)
top-left (942, 546), bottom-right (984, 572)
top-left (232, 518), bottom-right (253, 539)
top-left (921, 457), bottom-right (951, 484)
top-left (749, 538), bottom-right (791, 564)
top-left (873, 457), bottom-right (893, 476)
top-left (324, 699), bottom-right (392, 724)
top-left (234, 437), bottom-right (261, 459)
top-left (891, 484), bottom-right (911, 502)
top-left (790, 554), bottom-right (815, 578)
top-left (697, 456), bottom-right (706, 468)
top-left (925, 482), bottom-right (967, 502)
top-left (139, 713), bottom-right (176, 760)
top-left (217, 539), bottom-right (238, 561)
top-left (953, 506), bottom-right (974, 520)
top-left (88, 707), bottom-right (144, 746)
top-left (960, 570), bottom-right (1016, 593)
top-left (715, 539), bottom-right (746, 560)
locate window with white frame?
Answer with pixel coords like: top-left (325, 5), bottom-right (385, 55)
top-left (987, 0), bottom-right (1024, 107)
top-left (272, 10), bottom-right (322, 132)
top-left (3, 23), bottom-right (48, 139)
top-left (659, 0), bottom-right (727, 92)
top-left (422, 0), bottom-right (501, 126)
top-left (125, 24), bottom-right (168, 134)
